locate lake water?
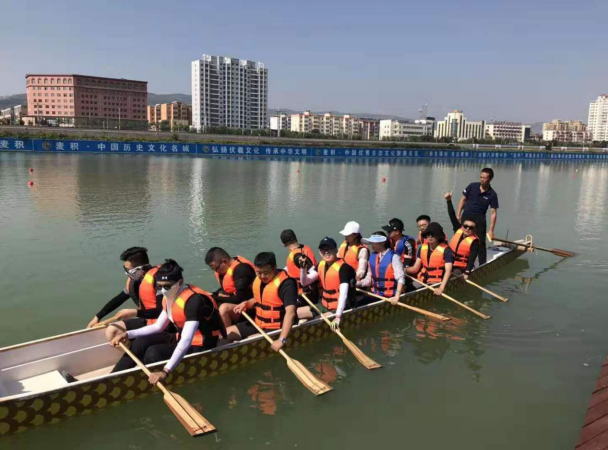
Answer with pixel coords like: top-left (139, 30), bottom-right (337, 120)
top-left (1, 152), bottom-right (607, 449)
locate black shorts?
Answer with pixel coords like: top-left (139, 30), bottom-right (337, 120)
top-left (235, 321), bottom-right (259, 339)
top-left (124, 317), bottom-right (148, 331)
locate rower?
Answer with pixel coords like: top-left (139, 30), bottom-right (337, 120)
top-left (357, 231), bottom-right (405, 305)
top-left (416, 215), bottom-right (432, 246)
top-left (87, 247), bottom-right (163, 342)
top-left (297, 237), bottom-right (357, 329)
top-left (445, 191), bottom-right (480, 279)
top-left (382, 218), bottom-right (417, 267)
top-left (205, 247), bottom-right (256, 328)
top-left (455, 167), bottom-right (499, 265)
top-left (280, 229), bottom-right (319, 303)
top-left (406, 222), bottom-right (454, 296)
top-left (110, 259), bottom-right (226, 384)
top-left (337, 221), bottom-right (369, 281)
top-left (224, 252), bottom-right (298, 353)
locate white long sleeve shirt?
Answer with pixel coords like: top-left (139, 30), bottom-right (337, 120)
top-left (127, 290), bottom-right (200, 372)
top-left (301, 266), bottom-right (350, 317)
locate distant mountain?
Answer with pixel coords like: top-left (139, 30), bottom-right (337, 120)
top-left (147, 93), bottom-right (191, 105)
top-left (0, 94), bottom-right (26, 110)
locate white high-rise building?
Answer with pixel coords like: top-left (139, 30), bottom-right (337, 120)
top-left (191, 54), bottom-right (268, 131)
top-left (434, 110), bottom-right (485, 141)
top-left (588, 94), bottom-right (608, 142)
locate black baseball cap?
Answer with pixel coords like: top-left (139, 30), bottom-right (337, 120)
top-left (382, 218), bottom-right (404, 233)
top-left (318, 237), bottom-right (338, 250)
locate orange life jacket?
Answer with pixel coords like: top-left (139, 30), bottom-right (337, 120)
top-left (254, 271), bottom-right (290, 331)
top-left (449, 229), bottom-right (479, 269)
top-left (215, 256), bottom-right (254, 295)
top-left (163, 285), bottom-right (224, 347)
top-left (369, 250), bottom-right (397, 297)
top-left (337, 241), bottom-right (368, 272)
top-left (126, 265), bottom-right (160, 325)
top-left (317, 259), bottom-right (345, 312)
top-left (418, 243), bottom-right (448, 284)
top-left (286, 245), bottom-right (318, 293)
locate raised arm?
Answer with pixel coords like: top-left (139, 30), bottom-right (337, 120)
top-left (445, 192), bottom-right (461, 232)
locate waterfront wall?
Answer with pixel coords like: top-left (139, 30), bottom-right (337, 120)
top-left (1, 137), bottom-right (608, 161)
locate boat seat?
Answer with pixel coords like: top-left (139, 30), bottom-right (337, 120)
top-left (0, 370), bottom-right (69, 397)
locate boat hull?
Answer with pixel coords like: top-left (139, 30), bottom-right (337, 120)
top-left (0, 244), bottom-right (525, 436)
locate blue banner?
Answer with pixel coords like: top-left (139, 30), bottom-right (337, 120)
top-left (1, 137), bottom-right (607, 161)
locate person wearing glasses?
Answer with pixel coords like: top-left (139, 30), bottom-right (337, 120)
top-left (87, 247), bottom-right (164, 342)
top-left (445, 192), bottom-right (480, 279)
top-left (416, 215), bottom-right (447, 246)
top-left (224, 252), bottom-right (298, 352)
top-left (110, 259), bottom-right (226, 384)
top-left (297, 237), bottom-right (357, 330)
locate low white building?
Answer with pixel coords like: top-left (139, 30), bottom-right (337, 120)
top-left (434, 110), bottom-right (485, 141)
top-left (379, 119), bottom-right (435, 140)
top-left (485, 122), bottom-right (531, 143)
top-left (588, 94), bottom-right (608, 142)
top-left (270, 113), bottom-right (291, 132)
top-left (542, 120), bottom-right (591, 143)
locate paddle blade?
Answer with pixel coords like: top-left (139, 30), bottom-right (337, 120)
top-left (163, 391), bottom-right (216, 437)
top-left (341, 337), bottom-right (382, 370)
top-left (286, 358), bottom-right (333, 396)
top-left (551, 248), bottom-right (575, 258)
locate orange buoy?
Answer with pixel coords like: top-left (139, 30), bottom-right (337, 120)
top-left (382, 177), bottom-right (386, 183)
top-left (29, 168), bottom-right (34, 173)
top-left (28, 181), bottom-right (34, 187)
top-left (297, 170), bottom-right (300, 173)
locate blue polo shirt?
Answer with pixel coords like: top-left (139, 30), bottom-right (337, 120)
top-left (462, 182), bottom-right (499, 215)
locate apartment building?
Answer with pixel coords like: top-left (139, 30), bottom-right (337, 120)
top-left (485, 121), bottom-right (531, 143)
top-left (270, 113), bottom-right (292, 132)
top-left (147, 101), bottom-right (192, 129)
top-left (379, 118), bottom-right (435, 140)
top-left (588, 94), bottom-right (608, 142)
top-left (191, 54), bottom-right (268, 131)
top-left (542, 120), bottom-right (591, 143)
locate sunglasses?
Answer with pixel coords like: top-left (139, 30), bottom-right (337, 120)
top-left (124, 265), bottom-right (145, 275)
top-left (158, 281), bottom-right (180, 291)
top-left (462, 224), bottom-right (476, 230)
top-left (319, 248), bottom-right (335, 255)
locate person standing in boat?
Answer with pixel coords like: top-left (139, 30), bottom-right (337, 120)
top-left (337, 221), bottom-right (369, 281)
top-left (297, 237), bottom-right (357, 329)
top-left (205, 247), bottom-right (256, 328)
top-left (280, 229), bottom-right (319, 304)
top-left (110, 259), bottom-right (226, 384)
top-left (455, 167), bottom-right (499, 265)
top-left (87, 247), bottom-right (164, 342)
top-left (406, 223), bottom-right (454, 296)
top-left (357, 232), bottom-right (405, 305)
top-left (445, 191), bottom-right (480, 279)
top-left (223, 252), bottom-right (298, 352)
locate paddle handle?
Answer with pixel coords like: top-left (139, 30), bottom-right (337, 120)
top-left (118, 342), bottom-right (170, 395)
top-left (241, 312), bottom-right (291, 362)
top-left (404, 275), bottom-right (490, 320)
top-left (300, 294), bottom-right (335, 328)
top-left (465, 279), bottom-right (508, 302)
top-left (356, 288), bottom-right (450, 322)
top-left (95, 314), bottom-right (121, 328)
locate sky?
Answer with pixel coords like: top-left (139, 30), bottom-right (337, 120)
top-left (1, 0), bottom-right (606, 123)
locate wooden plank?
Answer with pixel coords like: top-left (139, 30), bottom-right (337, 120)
top-left (578, 414), bottom-right (608, 446)
top-left (577, 428), bottom-right (608, 450)
top-left (595, 375), bottom-right (608, 393)
top-left (585, 398), bottom-right (608, 427)
top-left (590, 388), bottom-right (608, 409)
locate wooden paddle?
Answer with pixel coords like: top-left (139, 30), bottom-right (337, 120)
top-left (94, 314), bottom-right (122, 328)
top-left (240, 312), bottom-right (333, 396)
top-left (490, 236), bottom-right (575, 258)
top-left (356, 288), bottom-right (451, 322)
top-left (118, 342), bottom-right (216, 437)
top-left (300, 294), bottom-right (381, 370)
top-left (405, 274), bottom-right (490, 320)
top-left (454, 275), bottom-right (509, 302)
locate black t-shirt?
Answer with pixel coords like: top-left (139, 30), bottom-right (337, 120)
top-left (181, 292), bottom-right (226, 342)
top-left (463, 182), bottom-right (499, 215)
top-left (216, 261), bottom-right (256, 304)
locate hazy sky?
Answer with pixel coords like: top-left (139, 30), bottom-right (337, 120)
top-left (1, 0), bottom-right (606, 123)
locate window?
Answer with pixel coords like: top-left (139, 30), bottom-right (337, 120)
top-left (44, 78), bottom-right (48, 84)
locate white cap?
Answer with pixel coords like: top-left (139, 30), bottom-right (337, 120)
top-left (339, 221), bottom-right (361, 236)
top-left (362, 234), bottom-right (388, 244)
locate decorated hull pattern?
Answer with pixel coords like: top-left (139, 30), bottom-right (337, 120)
top-left (0, 247), bottom-right (524, 436)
